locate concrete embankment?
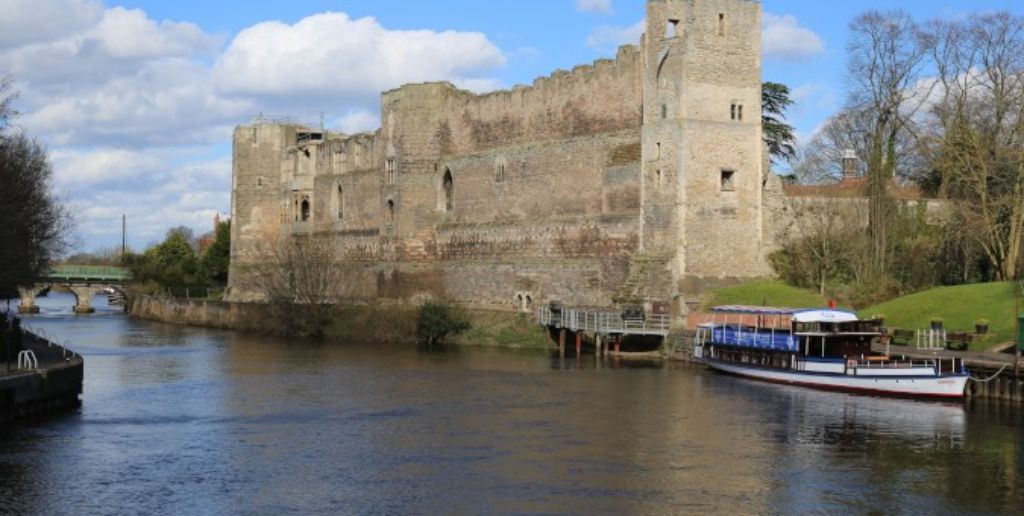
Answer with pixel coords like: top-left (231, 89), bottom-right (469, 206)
top-left (129, 295), bottom-right (552, 348)
top-left (0, 333), bottom-right (83, 424)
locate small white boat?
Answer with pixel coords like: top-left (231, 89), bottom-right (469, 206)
top-left (694, 306), bottom-right (969, 399)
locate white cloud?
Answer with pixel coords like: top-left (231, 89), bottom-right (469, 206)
top-left (0, 5), bottom-right (218, 85)
top-left (585, 20), bottom-right (644, 50)
top-left (577, 0), bottom-right (613, 15)
top-left (0, 0), bottom-right (103, 50)
top-left (763, 13), bottom-right (825, 61)
top-left (22, 59), bottom-right (252, 147)
top-left (49, 148), bottom-right (164, 187)
top-left (1, 4), bottom-right (507, 252)
top-left (214, 13), bottom-right (505, 101)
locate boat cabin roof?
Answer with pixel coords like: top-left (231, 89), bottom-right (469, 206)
top-left (711, 305), bottom-right (860, 323)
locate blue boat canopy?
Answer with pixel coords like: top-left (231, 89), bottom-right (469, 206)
top-left (711, 305), bottom-right (859, 323)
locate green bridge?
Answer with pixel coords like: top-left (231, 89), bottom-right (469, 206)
top-left (44, 265), bottom-right (133, 283)
top-left (18, 265), bottom-right (133, 314)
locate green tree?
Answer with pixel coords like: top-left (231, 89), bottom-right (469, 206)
top-left (416, 301), bottom-right (471, 347)
top-left (0, 78), bottom-right (71, 299)
top-left (200, 219), bottom-right (230, 285)
top-left (762, 81), bottom-right (797, 164)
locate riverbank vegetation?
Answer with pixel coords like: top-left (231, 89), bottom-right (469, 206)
top-left (0, 77), bottom-right (71, 299)
top-left (772, 8), bottom-right (1024, 315)
top-left (126, 221), bottom-right (230, 296)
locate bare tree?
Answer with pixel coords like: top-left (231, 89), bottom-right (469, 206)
top-left (248, 233), bottom-right (357, 333)
top-left (924, 12), bottom-right (1024, 280)
top-left (846, 10), bottom-right (932, 279)
top-left (787, 198), bottom-right (863, 296)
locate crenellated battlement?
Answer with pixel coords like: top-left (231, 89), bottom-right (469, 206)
top-left (229, 0), bottom-right (773, 318)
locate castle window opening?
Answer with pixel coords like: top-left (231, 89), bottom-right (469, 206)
top-left (336, 183), bottom-right (344, 220)
top-left (656, 169), bottom-right (663, 187)
top-left (719, 14), bottom-right (726, 36)
top-left (661, 104), bottom-right (668, 119)
top-left (443, 169), bottom-right (454, 213)
top-left (301, 198), bottom-right (310, 221)
top-left (666, 19), bottom-right (679, 39)
top-left (387, 199), bottom-right (395, 223)
top-left (385, 158), bottom-right (396, 184)
top-left (731, 102), bottom-right (744, 121)
top-left (656, 142), bottom-right (661, 159)
top-left (721, 169), bottom-right (736, 192)
top-left (294, 199), bottom-right (299, 221)
top-left (496, 160), bottom-right (506, 182)
top-left (257, 176), bottom-right (263, 187)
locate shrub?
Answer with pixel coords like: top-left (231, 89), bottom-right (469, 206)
top-left (416, 301), bottom-right (471, 346)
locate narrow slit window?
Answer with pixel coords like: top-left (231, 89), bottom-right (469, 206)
top-left (443, 169), bottom-right (454, 213)
top-left (656, 142), bottom-right (661, 159)
top-left (666, 19), bottom-right (679, 39)
top-left (385, 158), bottom-right (396, 184)
top-left (336, 183), bottom-right (344, 220)
top-left (661, 104), bottom-right (668, 119)
top-left (719, 14), bottom-right (726, 36)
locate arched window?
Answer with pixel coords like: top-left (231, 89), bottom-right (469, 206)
top-left (442, 169), bottom-right (454, 213)
top-left (342, 182), bottom-right (350, 221)
top-left (386, 199), bottom-right (395, 223)
top-left (301, 198), bottom-right (310, 222)
top-left (495, 157), bottom-right (507, 182)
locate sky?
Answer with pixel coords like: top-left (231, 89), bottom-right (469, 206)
top-left (3, 0), bottom-right (1023, 253)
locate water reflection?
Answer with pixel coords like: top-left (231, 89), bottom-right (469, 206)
top-left (0, 297), bottom-right (1020, 514)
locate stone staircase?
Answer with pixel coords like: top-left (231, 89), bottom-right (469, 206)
top-left (612, 253), bottom-right (674, 306)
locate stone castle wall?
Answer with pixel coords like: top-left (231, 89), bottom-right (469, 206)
top-left (229, 0), bottom-right (774, 318)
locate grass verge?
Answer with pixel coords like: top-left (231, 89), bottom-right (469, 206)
top-left (861, 282), bottom-right (1021, 352)
top-left (703, 280), bottom-right (827, 310)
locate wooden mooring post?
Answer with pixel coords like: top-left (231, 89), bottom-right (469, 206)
top-left (575, 332), bottom-right (582, 358)
top-left (559, 329), bottom-right (566, 359)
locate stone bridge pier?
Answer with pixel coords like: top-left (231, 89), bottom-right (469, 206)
top-left (68, 285), bottom-right (104, 314)
top-left (18, 284), bottom-right (107, 314)
top-left (17, 286), bottom-right (44, 314)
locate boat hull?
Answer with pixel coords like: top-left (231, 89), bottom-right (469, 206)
top-left (704, 358), bottom-right (968, 399)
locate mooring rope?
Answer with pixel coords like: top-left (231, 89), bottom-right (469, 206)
top-left (969, 364), bottom-right (1010, 383)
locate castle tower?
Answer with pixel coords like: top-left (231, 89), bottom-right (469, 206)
top-left (640, 0), bottom-right (767, 309)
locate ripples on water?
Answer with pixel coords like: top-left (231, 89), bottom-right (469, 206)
top-left (0, 293), bottom-right (1021, 514)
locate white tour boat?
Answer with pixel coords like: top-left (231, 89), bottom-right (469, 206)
top-left (694, 306), bottom-right (969, 399)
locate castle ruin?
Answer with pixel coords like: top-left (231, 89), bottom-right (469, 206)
top-left (228, 0), bottom-right (782, 321)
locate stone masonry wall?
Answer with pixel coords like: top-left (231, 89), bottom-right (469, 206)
top-left (228, 0), bottom-right (775, 321)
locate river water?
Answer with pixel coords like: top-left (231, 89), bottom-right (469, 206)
top-left (0, 293), bottom-right (1021, 514)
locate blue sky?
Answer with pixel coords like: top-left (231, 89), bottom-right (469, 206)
top-left (3, 0), bottom-right (1023, 252)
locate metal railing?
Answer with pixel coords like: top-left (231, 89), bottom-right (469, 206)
top-left (17, 350), bottom-right (38, 370)
top-left (916, 329), bottom-right (947, 350)
top-left (46, 265), bottom-right (132, 282)
top-left (537, 307), bottom-right (670, 336)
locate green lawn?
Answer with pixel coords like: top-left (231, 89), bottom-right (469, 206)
top-left (861, 282), bottom-right (1022, 352)
top-left (703, 280), bottom-right (827, 310)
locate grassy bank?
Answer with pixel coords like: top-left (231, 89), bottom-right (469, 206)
top-left (454, 310), bottom-right (552, 349)
top-left (322, 304), bottom-right (551, 349)
top-left (861, 282), bottom-right (1021, 351)
top-left (703, 280), bottom-right (827, 310)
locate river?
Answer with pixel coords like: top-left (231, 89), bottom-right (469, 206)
top-left (1, 292), bottom-right (1022, 514)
